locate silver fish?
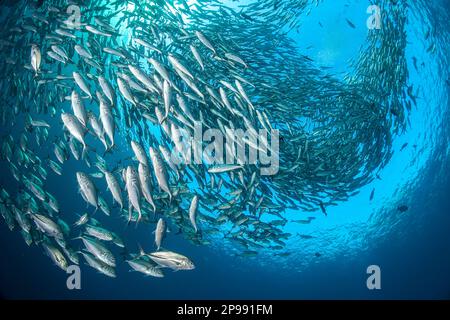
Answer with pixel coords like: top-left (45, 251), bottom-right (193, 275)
top-left (80, 251), bottom-right (116, 278)
top-left (42, 242), bottom-right (68, 271)
top-left (79, 236), bottom-right (115, 267)
top-left (189, 45), bottom-right (204, 70)
top-left (73, 72), bottom-right (92, 99)
top-left (127, 259), bottom-right (164, 277)
top-left (61, 113), bottom-right (87, 157)
top-left (75, 44), bottom-right (93, 59)
top-left (126, 166), bottom-right (142, 222)
top-left (168, 54), bottom-right (194, 79)
top-left (148, 250), bottom-right (195, 271)
top-left (76, 172), bottom-right (98, 209)
top-left (138, 163), bottom-right (156, 212)
top-left (30, 44), bottom-right (41, 75)
top-left (128, 65), bottom-right (158, 93)
top-left (99, 95), bottom-right (115, 148)
top-left (30, 214), bottom-right (64, 239)
top-left (155, 218), bottom-right (166, 250)
top-left (117, 77), bottom-right (136, 107)
top-left (195, 31), bottom-right (216, 54)
top-left (189, 195), bottom-right (199, 233)
top-left (85, 225), bottom-right (114, 241)
top-left (98, 76), bottom-right (115, 106)
top-left (104, 170), bottom-right (123, 209)
top-left (149, 147), bottom-right (172, 200)
top-left (88, 112), bottom-right (108, 150)
top-left (71, 91), bottom-right (88, 127)
top-left (85, 25), bottom-right (112, 37)
top-left (131, 140), bottom-right (148, 166)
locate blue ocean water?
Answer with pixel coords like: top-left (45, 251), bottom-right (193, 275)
top-left (0, 0), bottom-right (449, 299)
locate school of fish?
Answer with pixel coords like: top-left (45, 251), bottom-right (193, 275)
top-left (0, 0), bottom-right (415, 278)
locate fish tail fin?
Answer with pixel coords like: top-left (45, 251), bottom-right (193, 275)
top-left (137, 243), bottom-right (145, 257)
top-left (127, 206), bottom-right (132, 224)
top-left (81, 143), bottom-right (89, 160)
top-left (102, 143), bottom-right (116, 157)
top-left (134, 208), bottom-right (143, 228)
top-left (102, 149), bottom-right (110, 158)
top-left (101, 138), bottom-right (109, 151)
top-left (161, 115), bottom-right (168, 124)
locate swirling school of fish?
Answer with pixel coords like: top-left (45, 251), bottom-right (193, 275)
top-left (0, 0), bottom-right (415, 278)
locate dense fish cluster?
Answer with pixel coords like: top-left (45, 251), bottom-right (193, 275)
top-left (0, 0), bottom-right (414, 278)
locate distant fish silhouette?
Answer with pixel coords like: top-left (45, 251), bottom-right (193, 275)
top-left (346, 18), bottom-right (356, 29)
top-left (319, 201), bottom-right (327, 216)
top-left (400, 143), bottom-right (408, 151)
